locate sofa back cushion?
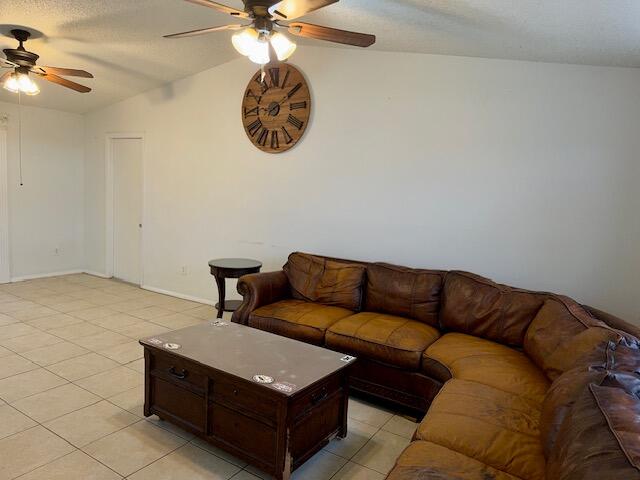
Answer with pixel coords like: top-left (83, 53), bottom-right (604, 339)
top-left (364, 263), bottom-right (444, 327)
top-left (283, 252), bottom-right (366, 311)
top-left (439, 271), bottom-right (545, 346)
top-left (524, 297), bottom-right (626, 380)
top-left (547, 377), bottom-right (640, 479)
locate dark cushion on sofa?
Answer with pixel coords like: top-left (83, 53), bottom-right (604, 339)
top-left (540, 365), bottom-right (609, 457)
top-left (440, 271), bottom-right (545, 347)
top-left (364, 263), bottom-right (444, 327)
top-left (547, 378), bottom-right (640, 479)
top-left (326, 312), bottom-right (440, 370)
top-left (249, 299), bottom-right (353, 345)
top-left (283, 252), bottom-right (366, 311)
top-left (524, 297), bottom-right (624, 381)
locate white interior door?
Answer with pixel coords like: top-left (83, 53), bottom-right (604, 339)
top-left (112, 138), bottom-right (143, 284)
top-left (0, 127), bottom-right (9, 283)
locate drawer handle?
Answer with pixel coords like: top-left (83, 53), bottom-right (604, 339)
top-left (168, 366), bottom-right (188, 380)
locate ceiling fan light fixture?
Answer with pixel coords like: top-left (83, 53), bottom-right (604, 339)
top-left (248, 35), bottom-right (270, 65)
top-left (3, 71), bottom-right (39, 96)
top-left (2, 73), bottom-right (20, 93)
top-left (270, 32), bottom-right (296, 61)
top-left (232, 27), bottom-right (260, 56)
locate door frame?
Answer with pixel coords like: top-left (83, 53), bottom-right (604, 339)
top-left (105, 132), bottom-right (146, 284)
top-left (0, 116), bottom-right (10, 283)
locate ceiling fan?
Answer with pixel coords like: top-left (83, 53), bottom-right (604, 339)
top-left (0, 29), bottom-right (93, 96)
top-left (165, 0), bottom-right (376, 64)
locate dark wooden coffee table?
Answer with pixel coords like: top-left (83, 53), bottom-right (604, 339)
top-left (140, 322), bottom-right (355, 480)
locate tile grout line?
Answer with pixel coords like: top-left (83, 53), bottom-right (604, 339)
top-left (0, 275), bottom-right (205, 478)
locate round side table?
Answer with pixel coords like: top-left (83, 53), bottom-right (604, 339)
top-left (208, 258), bottom-right (262, 319)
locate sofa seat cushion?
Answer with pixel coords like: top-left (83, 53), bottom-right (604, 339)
top-left (423, 333), bottom-right (550, 403)
top-left (386, 441), bottom-right (520, 480)
top-left (325, 312), bottom-right (440, 370)
top-left (415, 379), bottom-right (545, 480)
top-left (249, 300), bottom-right (353, 345)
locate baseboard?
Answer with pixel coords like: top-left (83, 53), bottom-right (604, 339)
top-left (83, 270), bottom-right (113, 279)
top-left (11, 269), bottom-right (84, 282)
top-left (141, 284), bottom-right (215, 306)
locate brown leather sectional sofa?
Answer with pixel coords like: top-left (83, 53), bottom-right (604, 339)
top-left (232, 252), bottom-right (640, 479)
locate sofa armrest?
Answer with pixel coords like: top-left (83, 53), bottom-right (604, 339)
top-left (231, 271), bottom-right (291, 325)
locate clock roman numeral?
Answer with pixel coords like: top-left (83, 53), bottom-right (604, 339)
top-left (254, 72), bottom-right (269, 94)
top-left (257, 128), bottom-right (269, 147)
top-left (245, 89), bottom-right (261, 104)
top-left (281, 69), bottom-right (290, 89)
top-left (281, 126), bottom-right (294, 144)
top-left (287, 82), bottom-right (302, 98)
top-left (290, 101), bottom-right (307, 110)
top-left (270, 130), bottom-right (280, 149)
top-left (269, 68), bottom-right (280, 89)
top-left (244, 106), bottom-right (259, 118)
top-left (287, 114), bottom-right (304, 130)
top-left (247, 119), bottom-right (263, 137)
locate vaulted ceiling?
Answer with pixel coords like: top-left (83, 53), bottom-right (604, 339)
top-left (2, 0), bottom-right (640, 113)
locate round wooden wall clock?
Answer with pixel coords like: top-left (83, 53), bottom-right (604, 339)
top-left (241, 64), bottom-right (311, 153)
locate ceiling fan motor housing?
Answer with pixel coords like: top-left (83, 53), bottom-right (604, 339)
top-left (3, 48), bottom-right (39, 68)
top-left (244, 0), bottom-right (280, 17)
top-left (4, 29), bottom-right (39, 68)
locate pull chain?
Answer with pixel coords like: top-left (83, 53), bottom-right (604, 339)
top-left (18, 91), bottom-right (23, 186)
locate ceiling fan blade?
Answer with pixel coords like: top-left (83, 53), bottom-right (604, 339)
top-left (183, 0), bottom-right (250, 18)
top-left (0, 57), bottom-right (18, 68)
top-left (38, 73), bottom-right (91, 93)
top-left (164, 24), bottom-right (244, 39)
top-left (38, 66), bottom-right (94, 78)
top-left (288, 22), bottom-right (376, 47)
top-left (270, 0), bottom-right (338, 20)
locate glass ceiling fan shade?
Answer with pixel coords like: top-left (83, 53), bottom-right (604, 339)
top-left (232, 27), bottom-right (260, 57)
top-left (231, 27), bottom-right (297, 65)
top-left (248, 36), bottom-right (271, 65)
top-left (270, 32), bottom-right (297, 61)
top-left (3, 71), bottom-right (40, 96)
top-left (232, 28), bottom-right (270, 65)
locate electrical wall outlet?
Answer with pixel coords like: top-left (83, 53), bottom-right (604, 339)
top-left (180, 266), bottom-right (189, 275)
top-left (54, 247), bottom-right (60, 256)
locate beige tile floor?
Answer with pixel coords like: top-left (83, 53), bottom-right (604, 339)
top-left (0, 274), bottom-right (417, 480)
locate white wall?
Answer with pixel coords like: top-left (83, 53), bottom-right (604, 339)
top-left (0, 101), bottom-right (84, 279)
top-left (84, 47), bottom-right (640, 323)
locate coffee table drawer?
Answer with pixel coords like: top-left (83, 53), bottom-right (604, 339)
top-left (152, 377), bottom-right (206, 433)
top-left (209, 402), bottom-right (277, 465)
top-left (151, 351), bottom-right (206, 394)
top-left (212, 378), bottom-right (277, 419)
top-left (290, 374), bottom-right (342, 420)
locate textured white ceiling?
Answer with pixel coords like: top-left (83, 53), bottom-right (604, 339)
top-left (1, 0), bottom-right (639, 113)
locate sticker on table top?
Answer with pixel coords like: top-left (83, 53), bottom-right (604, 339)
top-left (252, 374), bottom-right (274, 384)
top-left (211, 320), bottom-right (229, 327)
top-left (147, 338), bottom-right (163, 345)
top-left (163, 342), bottom-right (181, 350)
top-left (272, 382), bottom-right (297, 393)
top-left (340, 355), bottom-right (356, 363)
